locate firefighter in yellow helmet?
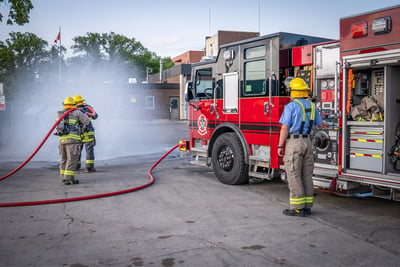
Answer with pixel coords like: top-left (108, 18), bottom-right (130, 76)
top-left (278, 77), bottom-right (329, 216)
top-left (73, 94), bottom-right (98, 172)
top-left (55, 96), bottom-right (90, 185)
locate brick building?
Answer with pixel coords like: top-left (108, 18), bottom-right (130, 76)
top-left (148, 31), bottom-right (260, 120)
top-left (205, 30), bottom-right (260, 57)
top-left (128, 83), bottom-right (180, 120)
top-left (172, 51), bottom-right (204, 65)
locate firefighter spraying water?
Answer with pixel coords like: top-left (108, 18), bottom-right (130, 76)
top-left (55, 96), bottom-right (89, 185)
top-left (73, 94), bottom-right (98, 173)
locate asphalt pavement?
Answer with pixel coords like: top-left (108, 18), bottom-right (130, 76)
top-left (0, 119), bottom-right (399, 266)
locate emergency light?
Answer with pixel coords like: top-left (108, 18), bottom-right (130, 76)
top-left (372, 16), bottom-right (391, 35)
top-left (351, 22), bottom-right (367, 38)
top-left (178, 140), bottom-right (189, 152)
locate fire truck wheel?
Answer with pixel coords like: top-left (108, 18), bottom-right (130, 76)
top-left (212, 132), bottom-right (249, 185)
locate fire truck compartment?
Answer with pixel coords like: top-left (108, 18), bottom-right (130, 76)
top-left (349, 148), bottom-right (383, 172)
top-left (349, 125), bottom-right (384, 150)
top-left (350, 134), bottom-right (383, 150)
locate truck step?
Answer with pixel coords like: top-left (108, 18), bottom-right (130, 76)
top-left (191, 147), bottom-right (207, 157)
top-left (190, 160), bottom-right (209, 167)
top-left (248, 171), bottom-right (273, 180)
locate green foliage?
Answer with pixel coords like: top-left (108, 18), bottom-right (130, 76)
top-left (0, 30), bottom-right (178, 99)
top-left (0, 0), bottom-right (34, 25)
top-left (0, 32), bottom-right (52, 99)
top-left (70, 32), bottom-right (174, 82)
top-left (5, 32), bottom-right (48, 72)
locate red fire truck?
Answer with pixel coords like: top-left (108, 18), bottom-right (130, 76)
top-left (183, 32), bottom-right (331, 185)
top-left (182, 5), bottom-right (400, 201)
top-left (313, 5), bottom-right (400, 200)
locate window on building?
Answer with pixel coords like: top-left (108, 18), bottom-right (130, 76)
top-left (145, 96), bottom-right (155, 109)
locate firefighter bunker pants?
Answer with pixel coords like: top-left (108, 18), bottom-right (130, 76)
top-left (59, 143), bottom-right (80, 181)
top-left (283, 136), bottom-right (314, 210)
top-left (78, 140), bottom-right (96, 169)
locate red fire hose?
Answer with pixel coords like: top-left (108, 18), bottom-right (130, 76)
top-left (0, 108), bottom-right (179, 207)
top-left (0, 108), bottom-right (78, 182)
top-left (0, 144), bottom-right (178, 207)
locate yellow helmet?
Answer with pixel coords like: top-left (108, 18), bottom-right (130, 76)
top-left (63, 96), bottom-right (76, 105)
top-left (289, 77), bottom-right (309, 98)
top-left (73, 94), bottom-right (85, 103)
top-left (290, 77), bottom-right (309, 91)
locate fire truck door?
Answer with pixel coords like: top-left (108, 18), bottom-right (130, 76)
top-left (240, 39), bottom-right (278, 156)
top-left (222, 72), bottom-right (239, 114)
top-left (313, 42), bottom-right (340, 169)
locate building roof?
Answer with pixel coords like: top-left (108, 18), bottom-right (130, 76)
top-left (172, 50), bottom-right (204, 64)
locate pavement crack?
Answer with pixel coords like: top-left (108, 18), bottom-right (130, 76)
top-left (313, 216), bottom-right (399, 256)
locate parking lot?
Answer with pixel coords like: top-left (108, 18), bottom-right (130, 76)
top-left (0, 119), bottom-right (400, 266)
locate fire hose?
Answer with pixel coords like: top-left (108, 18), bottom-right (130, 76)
top-left (0, 108), bottom-right (78, 182)
top-left (0, 109), bottom-right (179, 207)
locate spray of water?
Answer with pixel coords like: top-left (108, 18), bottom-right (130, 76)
top-left (0, 61), bottom-right (185, 165)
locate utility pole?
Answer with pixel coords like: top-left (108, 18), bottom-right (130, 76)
top-left (159, 58), bottom-right (163, 82)
top-left (146, 67), bottom-right (152, 83)
top-left (56, 26), bottom-right (62, 82)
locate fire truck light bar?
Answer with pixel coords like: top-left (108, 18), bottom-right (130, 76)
top-left (372, 16), bottom-right (391, 35)
top-left (351, 22), bottom-right (367, 38)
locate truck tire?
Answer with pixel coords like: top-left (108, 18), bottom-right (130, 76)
top-left (211, 132), bottom-right (248, 185)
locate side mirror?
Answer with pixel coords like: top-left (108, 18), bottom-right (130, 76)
top-left (185, 81), bottom-right (194, 102)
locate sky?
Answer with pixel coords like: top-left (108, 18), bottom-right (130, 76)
top-left (0, 0), bottom-right (399, 59)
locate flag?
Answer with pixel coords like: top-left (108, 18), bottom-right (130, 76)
top-left (54, 32), bottom-right (60, 43)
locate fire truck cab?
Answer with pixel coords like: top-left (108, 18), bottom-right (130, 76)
top-left (185, 32), bottom-right (331, 184)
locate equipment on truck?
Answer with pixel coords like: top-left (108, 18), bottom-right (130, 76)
top-left (314, 4), bottom-right (400, 201)
top-left (387, 122), bottom-right (400, 170)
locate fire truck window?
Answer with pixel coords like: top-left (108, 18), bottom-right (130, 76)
top-left (244, 60), bottom-right (266, 96)
top-left (245, 46), bottom-right (266, 59)
top-left (195, 68), bottom-right (213, 99)
top-left (216, 79), bottom-right (223, 98)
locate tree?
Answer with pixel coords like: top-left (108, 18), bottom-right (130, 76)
top-left (70, 32), bottom-right (173, 83)
top-left (0, 0), bottom-right (34, 25)
top-left (0, 32), bottom-right (50, 99)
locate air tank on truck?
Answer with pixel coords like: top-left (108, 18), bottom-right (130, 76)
top-left (182, 32), bottom-right (331, 185)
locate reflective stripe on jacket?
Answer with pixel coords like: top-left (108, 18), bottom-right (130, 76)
top-left (59, 109), bottom-right (90, 144)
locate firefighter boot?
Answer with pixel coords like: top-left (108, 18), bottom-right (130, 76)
top-left (64, 179), bottom-right (80, 185)
top-left (283, 209), bottom-right (305, 217)
top-left (86, 168), bottom-right (96, 173)
top-left (305, 208), bottom-right (312, 215)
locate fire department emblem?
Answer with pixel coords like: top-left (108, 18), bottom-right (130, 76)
top-left (197, 114), bottom-right (208, 136)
